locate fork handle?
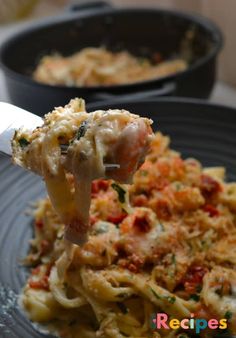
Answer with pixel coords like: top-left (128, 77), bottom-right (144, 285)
top-left (0, 102), bottom-right (43, 156)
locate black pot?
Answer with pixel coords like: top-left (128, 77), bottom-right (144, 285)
top-left (0, 1), bottom-right (223, 115)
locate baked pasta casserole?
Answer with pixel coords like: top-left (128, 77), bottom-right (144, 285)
top-left (15, 127), bottom-right (236, 337)
top-left (33, 47), bottom-right (187, 87)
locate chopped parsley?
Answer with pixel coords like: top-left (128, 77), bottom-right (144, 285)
top-left (111, 183), bottom-right (126, 203)
top-left (175, 182), bottom-right (182, 191)
top-left (196, 284), bottom-right (202, 293)
top-left (224, 311), bottom-right (233, 320)
top-left (116, 302), bottom-right (128, 314)
top-left (171, 254), bottom-right (176, 265)
top-left (150, 287), bottom-right (161, 300)
top-left (166, 296), bottom-right (176, 304)
top-left (190, 294), bottom-right (200, 302)
top-left (18, 137), bottom-right (30, 148)
top-left (140, 170), bottom-right (148, 176)
top-left (159, 222), bottom-right (165, 231)
top-left (76, 120), bottom-right (88, 140)
top-left (150, 287), bottom-right (176, 304)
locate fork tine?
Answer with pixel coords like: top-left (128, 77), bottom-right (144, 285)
top-left (60, 144), bottom-right (68, 154)
top-left (104, 164), bottom-right (120, 169)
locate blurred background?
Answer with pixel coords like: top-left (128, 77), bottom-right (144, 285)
top-left (0, 0), bottom-right (235, 107)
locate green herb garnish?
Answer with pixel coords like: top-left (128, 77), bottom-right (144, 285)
top-left (150, 287), bottom-right (161, 300)
top-left (158, 221), bottom-right (165, 231)
top-left (18, 137), bottom-right (30, 148)
top-left (224, 311), bottom-right (233, 320)
top-left (151, 287), bottom-right (176, 304)
top-left (111, 183), bottom-right (126, 203)
top-left (116, 302), bottom-right (128, 314)
top-left (172, 254), bottom-right (176, 265)
top-left (140, 170), bottom-right (148, 176)
top-left (196, 284), bottom-right (202, 293)
top-left (175, 182), bottom-right (182, 191)
top-left (190, 294), bottom-right (200, 302)
top-left (76, 120), bottom-right (88, 140)
top-left (166, 296), bottom-right (176, 304)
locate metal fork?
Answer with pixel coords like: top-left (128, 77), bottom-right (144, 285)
top-left (0, 102), bottom-right (43, 156)
top-left (0, 102), bottom-right (119, 170)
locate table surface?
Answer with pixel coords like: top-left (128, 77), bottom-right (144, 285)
top-left (1, 19), bottom-right (236, 109)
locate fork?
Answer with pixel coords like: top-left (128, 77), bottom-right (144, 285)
top-left (0, 102), bottom-right (43, 156)
top-left (0, 102), bottom-right (119, 170)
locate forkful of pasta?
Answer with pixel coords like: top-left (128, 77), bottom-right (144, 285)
top-left (0, 98), bottom-right (153, 245)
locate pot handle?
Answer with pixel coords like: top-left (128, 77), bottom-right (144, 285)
top-left (92, 82), bottom-right (176, 103)
top-left (66, 1), bottom-right (112, 12)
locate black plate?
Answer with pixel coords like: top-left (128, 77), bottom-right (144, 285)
top-left (0, 98), bottom-right (236, 337)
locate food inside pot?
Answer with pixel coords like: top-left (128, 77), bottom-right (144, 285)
top-left (33, 47), bottom-right (187, 87)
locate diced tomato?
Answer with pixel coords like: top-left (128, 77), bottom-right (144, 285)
top-left (35, 219), bottom-right (43, 229)
top-left (120, 212), bottom-right (151, 234)
top-left (29, 275), bottom-right (49, 291)
top-left (157, 161), bottom-right (170, 177)
top-left (29, 263), bottom-right (52, 291)
top-left (173, 157), bottom-right (185, 176)
top-left (45, 263), bottom-right (53, 277)
top-left (132, 194), bottom-right (148, 207)
top-left (133, 215), bottom-right (151, 233)
top-left (150, 178), bottom-right (169, 191)
top-left (155, 199), bottom-right (172, 220)
top-left (202, 204), bottom-right (220, 217)
top-left (91, 179), bottom-right (109, 196)
top-left (200, 175), bottom-right (222, 199)
top-left (31, 266), bottom-right (40, 275)
top-left (40, 239), bottom-right (50, 255)
top-left (90, 215), bottom-right (98, 225)
top-left (119, 254), bottom-right (144, 273)
top-left (182, 265), bottom-right (208, 294)
top-left (140, 161), bottom-right (153, 171)
top-left (107, 213), bottom-right (127, 225)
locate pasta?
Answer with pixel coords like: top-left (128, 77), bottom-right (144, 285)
top-left (33, 47), bottom-right (187, 87)
top-left (21, 132), bottom-right (236, 337)
top-left (12, 98), bottom-right (153, 244)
